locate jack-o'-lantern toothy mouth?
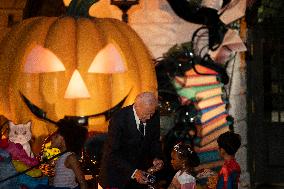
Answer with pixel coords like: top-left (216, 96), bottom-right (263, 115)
top-left (20, 91), bottom-right (129, 127)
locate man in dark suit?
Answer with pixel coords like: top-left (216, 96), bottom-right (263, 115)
top-left (99, 92), bottom-right (164, 189)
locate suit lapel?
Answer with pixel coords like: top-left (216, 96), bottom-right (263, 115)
top-left (128, 105), bottom-right (141, 136)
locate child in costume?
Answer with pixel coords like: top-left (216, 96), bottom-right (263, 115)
top-left (36, 119), bottom-right (88, 189)
top-left (1, 120), bottom-right (48, 189)
top-left (168, 143), bottom-right (200, 189)
top-left (216, 131), bottom-right (241, 189)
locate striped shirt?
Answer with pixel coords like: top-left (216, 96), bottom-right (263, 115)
top-left (53, 152), bottom-right (79, 188)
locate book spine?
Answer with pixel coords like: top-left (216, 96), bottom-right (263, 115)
top-left (195, 86), bottom-right (224, 100)
top-left (195, 95), bottom-right (226, 110)
top-left (194, 140), bottom-right (219, 153)
top-left (198, 113), bottom-right (228, 128)
top-left (185, 64), bottom-right (218, 76)
top-left (175, 83), bottom-right (224, 101)
top-left (197, 104), bottom-right (227, 124)
top-left (199, 126), bottom-right (230, 146)
top-left (197, 150), bottom-right (221, 164)
top-left (198, 119), bottom-right (228, 137)
top-left (175, 75), bottom-right (220, 87)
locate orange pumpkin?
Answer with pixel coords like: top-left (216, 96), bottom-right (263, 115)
top-left (0, 2), bottom-right (157, 141)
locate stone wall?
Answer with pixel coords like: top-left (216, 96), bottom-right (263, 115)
top-left (227, 54), bottom-right (249, 188)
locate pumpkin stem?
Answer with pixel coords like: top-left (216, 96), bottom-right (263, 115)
top-left (67, 0), bottom-right (99, 17)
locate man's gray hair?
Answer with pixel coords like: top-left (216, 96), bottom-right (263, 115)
top-left (135, 92), bottom-right (158, 106)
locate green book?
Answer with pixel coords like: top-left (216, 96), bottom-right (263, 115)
top-left (173, 80), bottom-right (224, 100)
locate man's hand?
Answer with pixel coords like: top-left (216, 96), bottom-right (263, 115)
top-left (148, 158), bottom-right (163, 173)
top-left (133, 169), bottom-right (148, 184)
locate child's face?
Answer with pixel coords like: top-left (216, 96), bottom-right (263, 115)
top-left (171, 150), bottom-right (183, 171)
top-left (218, 146), bottom-right (226, 158)
top-left (50, 132), bottom-right (63, 149)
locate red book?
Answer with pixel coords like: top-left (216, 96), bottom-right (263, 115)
top-left (185, 64), bottom-right (218, 76)
top-left (194, 140), bottom-right (219, 153)
top-left (175, 75), bottom-right (220, 87)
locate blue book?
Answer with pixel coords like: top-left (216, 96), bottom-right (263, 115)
top-left (196, 104), bottom-right (227, 124)
top-left (197, 149), bottom-right (221, 164)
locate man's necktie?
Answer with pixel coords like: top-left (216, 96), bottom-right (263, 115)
top-left (139, 122), bottom-right (145, 136)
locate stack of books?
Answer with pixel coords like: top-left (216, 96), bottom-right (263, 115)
top-left (173, 64), bottom-right (232, 170)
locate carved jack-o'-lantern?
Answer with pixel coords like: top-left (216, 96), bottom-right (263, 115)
top-left (0, 0), bottom-right (157, 140)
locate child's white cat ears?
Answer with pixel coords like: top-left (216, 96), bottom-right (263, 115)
top-left (8, 121), bottom-right (15, 127)
top-left (26, 121), bottom-right (32, 128)
top-left (8, 120), bottom-right (32, 128)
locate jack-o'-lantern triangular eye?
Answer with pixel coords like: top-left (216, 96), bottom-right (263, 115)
top-left (24, 45), bottom-right (66, 73)
top-left (88, 43), bottom-right (128, 74)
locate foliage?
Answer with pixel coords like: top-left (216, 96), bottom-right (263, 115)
top-left (258, 0), bottom-right (284, 22)
top-left (42, 142), bottom-right (60, 161)
top-left (163, 42), bottom-right (194, 59)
